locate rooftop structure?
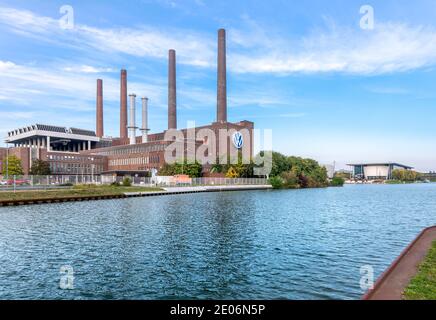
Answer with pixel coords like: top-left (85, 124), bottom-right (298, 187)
top-left (5, 124), bottom-right (102, 152)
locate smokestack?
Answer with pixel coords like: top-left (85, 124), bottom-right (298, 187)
top-left (168, 49), bottom-right (177, 130)
top-left (120, 69), bottom-right (128, 139)
top-left (140, 97), bottom-right (149, 143)
top-left (217, 28), bottom-right (227, 123)
top-left (128, 94), bottom-right (137, 145)
top-left (96, 79), bottom-right (104, 138)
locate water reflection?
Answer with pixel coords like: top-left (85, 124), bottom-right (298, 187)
top-left (0, 184), bottom-right (435, 299)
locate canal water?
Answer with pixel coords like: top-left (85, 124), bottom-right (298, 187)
top-left (0, 184), bottom-right (435, 300)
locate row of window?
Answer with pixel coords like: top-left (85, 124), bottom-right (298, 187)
top-left (109, 155), bottom-right (160, 166)
top-left (49, 163), bottom-right (103, 174)
top-left (97, 144), bottom-right (166, 156)
top-left (47, 154), bottom-right (97, 162)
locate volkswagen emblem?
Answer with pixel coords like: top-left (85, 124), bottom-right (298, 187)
top-left (232, 132), bottom-right (244, 149)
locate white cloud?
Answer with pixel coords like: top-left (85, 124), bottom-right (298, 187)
top-left (230, 22), bottom-right (436, 75)
top-left (0, 7), bottom-right (215, 68)
top-left (62, 65), bottom-right (115, 74)
top-left (0, 59), bottom-right (167, 109)
top-left (3, 7), bottom-right (436, 75)
top-left (0, 7), bottom-right (53, 32)
top-left (0, 59), bottom-right (227, 115)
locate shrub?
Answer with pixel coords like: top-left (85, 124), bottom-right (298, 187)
top-left (122, 177), bottom-right (132, 187)
top-left (330, 176), bottom-right (345, 187)
top-left (269, 176), bottom-right (284, 189)
top-left (392, 169), bottom-right (421, 182)
top-left (30, 159), bottom-right (51, 175)
top-left (225, 167), bottom-right (239, 178)
top-left (60, 182), bottom-right (73, 187)
top-left (280, 171), bottom-right (299, 189)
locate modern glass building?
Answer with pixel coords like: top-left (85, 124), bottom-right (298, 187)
top-left (347, 163), bottom-right (413, 180)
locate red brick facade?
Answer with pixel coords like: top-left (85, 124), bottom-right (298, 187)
top-left (84, 120), bottom-right (254, 175)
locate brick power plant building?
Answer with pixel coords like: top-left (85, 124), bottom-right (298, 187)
top-left (1, 29), bottom-right (254, 177)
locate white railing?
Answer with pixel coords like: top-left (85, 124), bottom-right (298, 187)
top-left (128, 176), bottom-right (269, 187)
top-left (0, 175), bottom-right (101, 191)
top-left (0, 175), bottom-right (269, 190)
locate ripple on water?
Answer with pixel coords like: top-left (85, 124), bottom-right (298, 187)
top-left (0, 184), bottom-right (435, 299)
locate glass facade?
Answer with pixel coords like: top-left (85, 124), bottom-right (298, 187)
top-left (354, 165), bottom-right (364, 177)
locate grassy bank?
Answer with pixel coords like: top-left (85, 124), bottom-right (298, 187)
top-left (403, 241), bottom-right (436, 300)
top-left (0, 185), bottom-right (163, 202)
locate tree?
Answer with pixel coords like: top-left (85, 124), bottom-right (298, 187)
top-left (259, 151), bottom-right (329, 189)
top-left (30, 159), bottom-right (51, 175)
top-left (280, 171), bottom-right (299, 188)
top-left (2, 155), bottom-right (24, 176)
top-left (392, 169), bottom-right (420, 182)
top-left (122, 177), bottom-right (132, 186)
top-left (335, 171), bottom-right (351, 180)
top-left (181, 162), bottom-right (202, 178)
top-left (330, 176), bottom-right (345, 187)
top-left (392, 169), bottom-right (405, 181)
top-left (158, 160), bottom-right (203, 178)
top-left (269, 176), bottom-right (284, 189)
top-left (158, 163), bottom-right (176, 176)
top-left (210, 156), bottom-right (225, 174)
top-left (227, 152), bottom-right (254, 178)
top-left (270, 152), bottom-right (292, 177)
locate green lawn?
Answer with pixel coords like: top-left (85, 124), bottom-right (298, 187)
top-left (403, 241), bottom-right (436, 300)
top-left (0, 185), bottom-right (163, 201)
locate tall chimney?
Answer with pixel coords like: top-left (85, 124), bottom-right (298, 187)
top-left (96, 79), bottom-right (104, 138)
top-left (120, 69), bottom-right (128, 139)
top-left (128, 94), bottom-right (137, 145)
top-left (168, 49), bottom-right (177, 130)
top-left (140, 97), bottom-right (149, 143)
top-left (217, 28), bottom-right (227, 123)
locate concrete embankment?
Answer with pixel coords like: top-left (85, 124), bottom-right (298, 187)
top-left (0, 185), bottom-right (272, 207)
top-left (362, 226), bottom-right (436, 300)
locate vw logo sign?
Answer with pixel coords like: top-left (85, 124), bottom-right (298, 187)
top-left (232, 132), bottom-right (244, 149)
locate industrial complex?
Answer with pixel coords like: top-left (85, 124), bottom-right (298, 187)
top-left (0, 28), bottom-right (416, 182)
top-left (1, 29), bottom-right (254, 178)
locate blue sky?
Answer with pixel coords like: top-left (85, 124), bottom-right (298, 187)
top-left (1, 0), bottom-right (436, 171)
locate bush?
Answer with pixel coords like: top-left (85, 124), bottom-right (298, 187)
top-left (281, 171), bottom-right (299, 189)
top-left (225, 167), bottom-right (238, 178)
top-left (330, 176), bottom-right (345, 187)
top-left (392, 169), bottom-right (421, 182)
top-left (122, 177), bottom-right (132, 187)
top-left (111, 181), bottom-right (120, 187)
top-left (261, 152), bottom-right (329, 189)
top-left (30, 159), bottom-right (51, 175)
top-left (269, 176), bottom-right (284, 189)
top-left (158, 161), bottom-right (203, 178)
